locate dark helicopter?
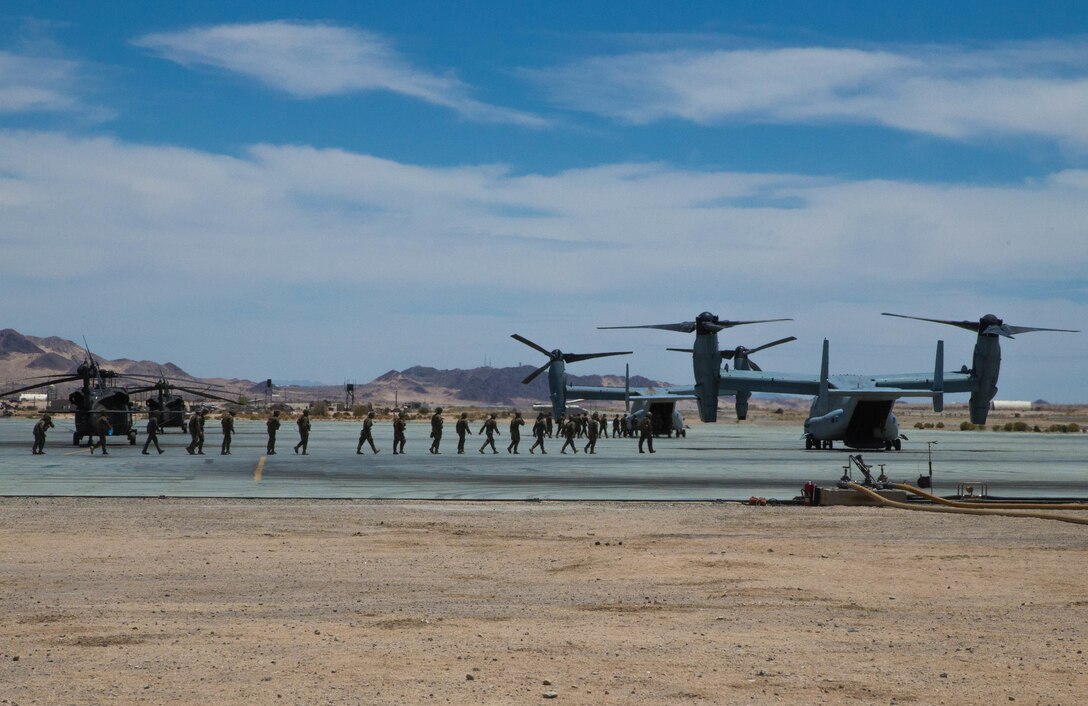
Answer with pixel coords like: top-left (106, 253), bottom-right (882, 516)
top-left (0, 351), bottom-right (138, 446)
top-left (127, 373), bottom-right (240, 431)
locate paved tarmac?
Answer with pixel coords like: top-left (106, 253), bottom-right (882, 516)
top-left (1, 418), bottom-right (1085, 500)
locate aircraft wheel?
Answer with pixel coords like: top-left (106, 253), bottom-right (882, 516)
top-left (884, 441), bottom-right (892, 451)
top-left (893, 439), bottom-right (902, 451)
top-left (804, 436), bottom-right (813, 450)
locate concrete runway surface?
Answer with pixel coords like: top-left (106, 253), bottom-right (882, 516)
top-left (1, 418), bottom-right (1085, 499)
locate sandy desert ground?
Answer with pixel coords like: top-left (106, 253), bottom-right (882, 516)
top-left (1, 498), bottom-right (1086, 705)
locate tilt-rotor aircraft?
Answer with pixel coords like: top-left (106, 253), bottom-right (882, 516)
top-left (717, 313), bottom-right (1078, 451)
top-left (511, 335), bottom-right (697, 435)
top-left (598, 311), bottom-right (793, 422)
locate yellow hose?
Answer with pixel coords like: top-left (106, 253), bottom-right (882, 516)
top-left (845, 482), bottom-right (1088, 526)
top-left (894, 483), bottom-right (1088, 511)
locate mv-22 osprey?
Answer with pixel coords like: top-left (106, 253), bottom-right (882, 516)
top-left (717, 313), bottom-right (1078, 451)
top-left (513, 311), bottom-right (796, 435)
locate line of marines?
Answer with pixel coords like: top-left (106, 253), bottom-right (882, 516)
top-left (28, 408), bottom-right (658, 455)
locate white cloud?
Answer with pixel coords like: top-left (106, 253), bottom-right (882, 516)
top-left (529, 39), bottom-right (1088, 146)
top-left (0, 50), bottom-right (83, 114)
top-left (133, 20), bottom-right (545, 127)
top-left (0, 130), bottom-right (1084, 397)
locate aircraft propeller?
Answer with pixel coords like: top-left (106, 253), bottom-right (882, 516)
top-left (599, 311), bottom-right (791, 335)
top-left (667, 336), bottom-right (797, 371)
top-left (882, 313), bottom-right (1079, 338)
top-left (511, 334), bottom-right (631, 385)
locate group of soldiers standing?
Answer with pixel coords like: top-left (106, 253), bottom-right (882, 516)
top-left (28, 407), bottom-right (659, 456)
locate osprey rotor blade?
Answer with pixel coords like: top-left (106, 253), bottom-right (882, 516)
top-left (511, 334), bottom-right (553, 358)
top-left (746, 336), bottom-right (798, 355)
top-left (521, 361), bottom-right (553, 385)
top-left (666, 348), bottom-right (694, 353)
top-left (562, 351), bottom-right (631, 364)
top-left (598, 322), bottom-right (697, 333)
top-left (1004, 324), bottom-right (1080, 335)
top-left (881, 313), bottom-right (981, 332)
top-left (703, 318), bottom-right (792, 332)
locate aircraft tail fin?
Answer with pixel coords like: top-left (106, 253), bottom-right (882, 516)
top-left (817, 339), bottom-right (830, 415)
top-left (932, 340), bottom-right (944, 413)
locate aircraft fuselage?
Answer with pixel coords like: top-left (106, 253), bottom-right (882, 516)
top-left (804, 394), bottom-right (902, 450)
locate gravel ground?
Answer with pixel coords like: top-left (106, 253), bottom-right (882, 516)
top-left (1, 498), bottom-right (1086, 704)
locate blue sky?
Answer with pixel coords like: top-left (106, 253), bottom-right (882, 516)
top-left (2, 1), bottom-right (1087, 401)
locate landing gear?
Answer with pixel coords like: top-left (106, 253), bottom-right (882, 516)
top-left (893, 438), bottom-right (902, 451)
top-left (804, 436), bottom-right (833, 450)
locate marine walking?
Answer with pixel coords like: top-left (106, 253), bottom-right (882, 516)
top-left (429, 407), bottom-right (444, 454)
top-left (357, 411), bottom-right (380, 454)
top-left (266, 410), bottom-right (281, 454)
top-left (294, 409), bottom-right (311, 454)
top-left (507, 411), bottom-right (523, 454)
top-left (142, 414), bottom-right (163, 455)
top-left (456, 412), bottom-right (472, 454)
top-left (220, 411), bottom-right (235, 455)
top-left (479, 413), bottom-right (500, 454)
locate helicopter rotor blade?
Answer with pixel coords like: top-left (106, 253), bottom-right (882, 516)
top-left (511, 334), bottom-right (554, 358)
top-left (666, 348), bottom-right (694, 353)
top-left (0, 374), bottom-right (85, 398)
top-left (562, 351), bottom-right (631, 364)
top-left (521, 361), bottom-right (553, 385)
top-left (168, 385), bottom-right (242, 404)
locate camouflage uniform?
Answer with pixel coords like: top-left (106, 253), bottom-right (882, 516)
top-left (142, 415), bottom-right (163, 455)
top-left (32, 414), bottom-right (54, 454)
top-left (638, 413), bottom-right (655, 454)
top-left (455, 413), bottom-right (472, 454)
top-left (529, 413), bottom-right (547, 455)
top-left (357, 412), bottom-right (380, 454)
top-left (560, 417), bottom-right (578, 454)
top-left (266, 411), bottom-right (281, 454)
top-left (90, 415), bottom-right (112, 455)
top-left (186, 411), bottom-right (205, 455)
top-left (507, 412), bottom-right (524, 454)
top-left (429, 408), bottom-right (444, 454)
top-left (220, 412), bottom-right (234, 455)
top-left (294, 409), bottom-right (311, 454)
top-left (478, 414), bottom-right (500, 454)
top-left (583, 413), bottom-right (599, 454)
top-left (393, 413), bottom-right (407, 454)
